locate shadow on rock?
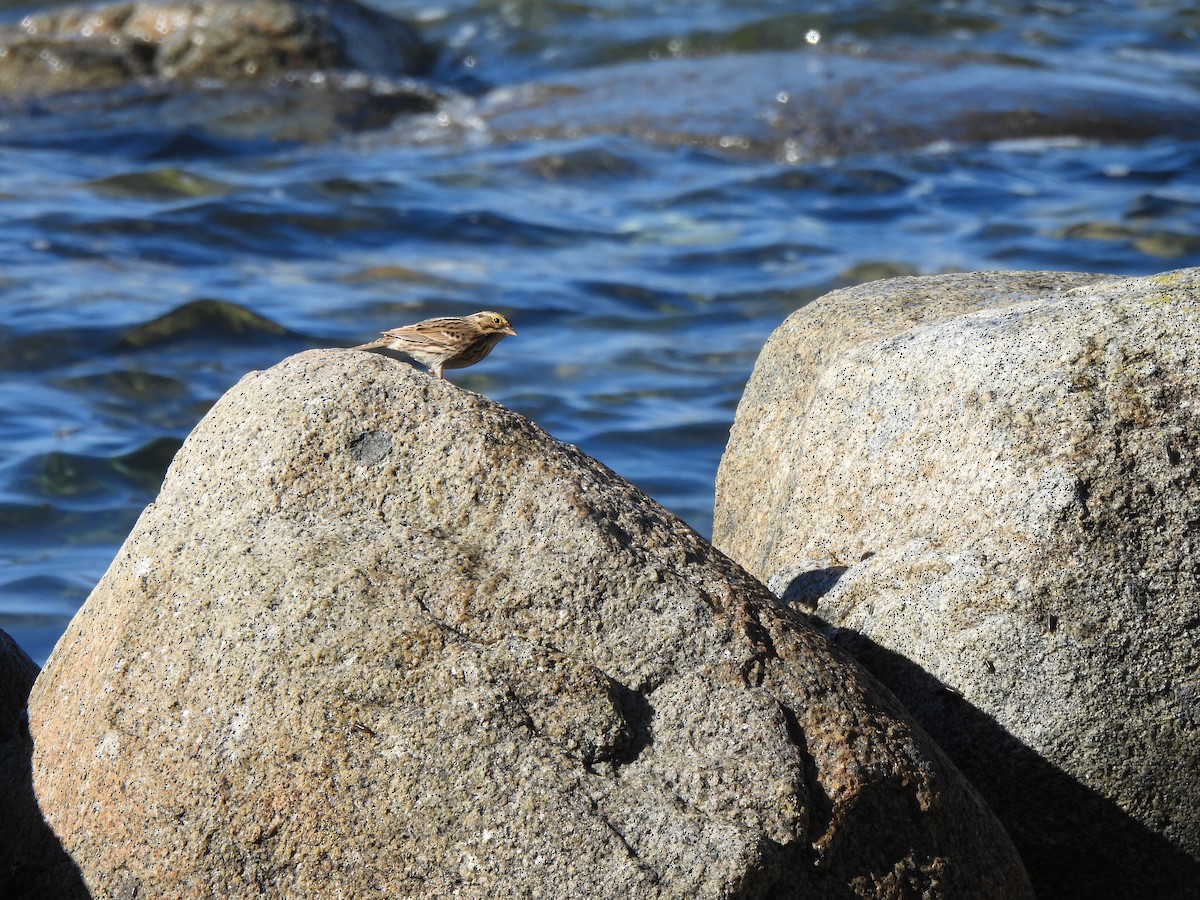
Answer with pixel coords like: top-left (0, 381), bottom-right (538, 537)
top-left (0, 631), bottom-right (89, 899)
top-left (781, 569), bottom-right (1200, 900)
top-left (1, 730), bottom-right (90, 899)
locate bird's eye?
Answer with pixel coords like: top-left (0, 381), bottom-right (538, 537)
top-left (493, 317), bottom-right (502, 324)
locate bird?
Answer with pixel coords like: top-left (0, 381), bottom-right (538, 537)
top-left (355, 311), bottom-right (517, 379)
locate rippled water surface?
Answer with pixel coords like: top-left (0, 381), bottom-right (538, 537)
top-left (3, 0), bottom-right (1200, 663)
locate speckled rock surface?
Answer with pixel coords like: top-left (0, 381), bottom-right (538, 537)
top-left (714, 267), bottom-right (1200, 899)
top-left (27, 350), bottom-right (1030, 899)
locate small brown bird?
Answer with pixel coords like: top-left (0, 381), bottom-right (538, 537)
top-left (355, 311), bottom-right (517, 379)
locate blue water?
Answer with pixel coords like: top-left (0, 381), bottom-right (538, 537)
top-left (2, 0), bottom-right (1200, 664)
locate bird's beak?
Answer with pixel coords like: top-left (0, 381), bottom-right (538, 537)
top-left (504, 325), bottom-right (518, 336)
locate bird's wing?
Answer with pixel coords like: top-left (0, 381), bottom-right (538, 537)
top-left (381, 318), bottom-right (464, 346)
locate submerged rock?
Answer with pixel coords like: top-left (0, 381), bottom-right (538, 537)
top-left (0, 0), bottom-right (434, 97)
top-left (27, 350), bottom-right (1031, 898)
top-left (482, 51), bottom-right (1200, 162)
top-left (714, 267), bottom-right (1200, 899)
top-left (0, 0), bottom-right (442, 143)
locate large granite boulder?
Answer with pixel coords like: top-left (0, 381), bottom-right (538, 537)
top-left (714, 268), bottom-right (1200, 899)
top-left (27, 350), bottom-right (1031, 898)
top-left (0, 0), bottom-right (433, 98)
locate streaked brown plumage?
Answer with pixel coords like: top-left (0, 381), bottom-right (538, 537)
top-left (355, 311), bottom-right (517, 378)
